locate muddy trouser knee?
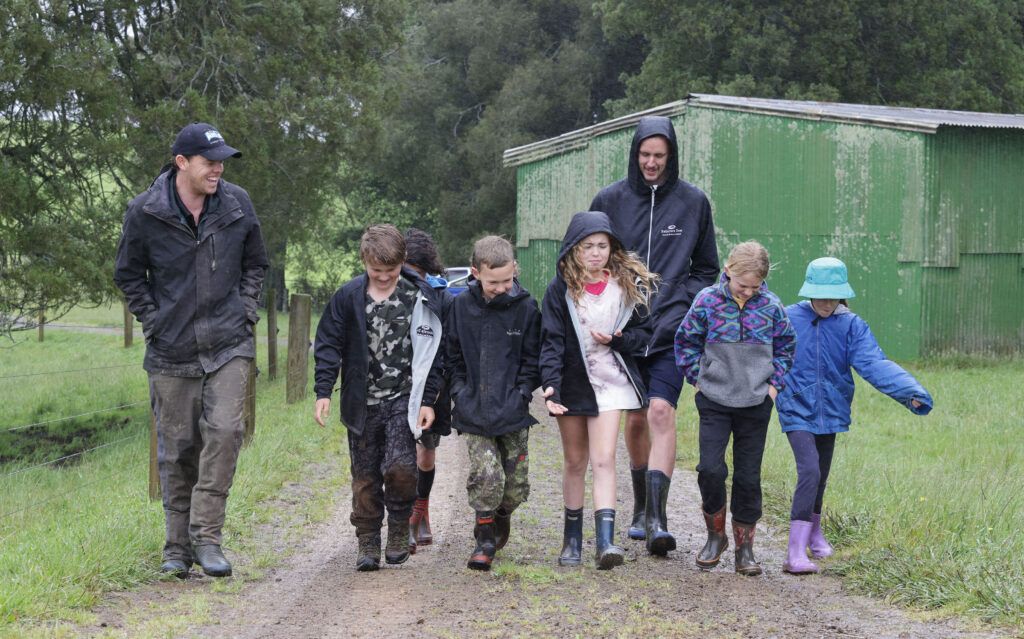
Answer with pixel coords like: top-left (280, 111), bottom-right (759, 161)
top-left (349, 395), bottom-right (417, 536)
top-left (149, 357), bottom-right (248, 556)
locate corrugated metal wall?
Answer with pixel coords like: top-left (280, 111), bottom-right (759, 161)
top-left (514, 105), bottom-right (1023, 359)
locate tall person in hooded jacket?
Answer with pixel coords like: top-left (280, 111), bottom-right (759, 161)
top-left (589, 116), bottom-right (720, 556)
top-left (540, 211), bottom-right (657, 569)
top-left (114, 123), bottom-right (268, 579)
top-left (776, 258), bottom-right (933, 574)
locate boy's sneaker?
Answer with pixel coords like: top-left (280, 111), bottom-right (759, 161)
top-left (385, 520), bottom-right (411, 565)
top-left (356, 533), bottom-right (381, 572)
top-left (467, 513), bottom-right (496, 571)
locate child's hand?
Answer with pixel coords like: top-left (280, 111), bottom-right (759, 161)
top-left (590, 329), bottom-right (613, 345)
top-left (418, 406), bottom-right (435, 430)
top-left (768, 386), bottom-right (778, 400)
top-left (314, 398), bottom-right (331, 427)
top-left (543, 386), bottom-right (568, 416)
top-left (911, 399), bottom-right (922, 409)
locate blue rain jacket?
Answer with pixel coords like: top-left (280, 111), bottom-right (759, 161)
top-left (776, 301), bottom-right (933, 434)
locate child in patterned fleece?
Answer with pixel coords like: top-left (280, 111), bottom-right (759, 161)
top-left (674, 241), bottom-right (796, 576)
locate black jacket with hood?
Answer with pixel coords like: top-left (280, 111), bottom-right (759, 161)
top-left (589, 116), bottom-right (720, 356)
top-left (313, 267), bottom-right (446, 438)
top-left (114, 169), bottom-right (268, 377)
top-left (446, 279), bottom-right (541, 437)
top-left (540, 211), bottom-right (652, 415)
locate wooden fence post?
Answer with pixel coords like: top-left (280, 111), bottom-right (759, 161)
top-left (149, 412), bottom-right (160, 501)
top-left (123, 300), bottom-right (133, 348)
top-left (286, 293), bottom-right (312, 404)
top-left (244, 335), bottom-right (257, 446)
top-left (37, 308), bottom-right (44, 342)
top-left (266, 288), bottom-right (278, 381)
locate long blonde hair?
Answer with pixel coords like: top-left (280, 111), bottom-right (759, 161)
top-left (561, 236), bottom-right (658, 307)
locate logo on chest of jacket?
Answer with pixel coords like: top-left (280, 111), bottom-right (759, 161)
top-left (416, 325), bottom-right (434, 338)
top-left (506, 328), bottom-right (522, 336)
top-left (660, 224), bottom-right (683, 237)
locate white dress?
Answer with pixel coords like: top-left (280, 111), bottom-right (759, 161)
top-left (576, 277), bottom-right (641, 412)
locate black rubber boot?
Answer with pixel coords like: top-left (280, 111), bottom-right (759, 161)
top-left (467, 512), bottom-right (496, 571)
top-left (356, 532), bottom-right (381, 572)
top-left (628, 466), bottom-right (647, 540)
top-left (594, 509), bottom-right (625, 570)
top-left (644, 470), bottom-right (677, 556)
top-left (558, 507), bottom-right (583, 566)
top-left (696, 505), bottom-right (729, 569)
top-left (160, 557), bottom-right (191, 579)
top-left (194, 544), bottom-right (232, 577)
top-left (733, 521), bottom-right (762, 576)
top-left (494, 506), bottom-right (512, 551)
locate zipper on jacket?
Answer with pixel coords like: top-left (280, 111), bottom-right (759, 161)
top-left (815, 318), bottom-right (823, 430)
top-left (646, 184), bottom-right (657, 265)
top-left (211, 234), bottom-right (217, 272)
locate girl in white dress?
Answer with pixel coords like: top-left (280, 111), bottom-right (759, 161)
top-left (540, 211), bottom-right (657, 569)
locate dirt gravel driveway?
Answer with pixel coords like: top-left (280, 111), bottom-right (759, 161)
top-left (156, 397), bottom-right (1010, 638)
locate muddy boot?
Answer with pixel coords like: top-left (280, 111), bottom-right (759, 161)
top-left (628, 466), bottom-right (647, 540)
top-left (467, 512), bottom-right (496, 571)
top-left (194, 544), bottom-right (232, 577)
top-left (783, 520), bottom-right (819, 574)
top-left (558, 507), bottom-right (583, 566)
top-left (696, 505), bottom-right (728, 570)
top-left (410, 497), bottom-right (432, 547)
top-left (494, 506), bottom-right (512, 551)
top-left (356, 532), bottom-right (381, 572)
top-left (385, 519), bottom-right (411, 565)
top-left (732, 521), bottom-right (762, 576)
top-left (594, 509), bottom-right (625, 570)
top-left (644, 470), bottom-right (676, 556)
top-left (809, 513), bottom-right (834, 558)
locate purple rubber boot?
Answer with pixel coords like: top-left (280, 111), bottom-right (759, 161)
top-left (782, 520), bottom-right (819, 574)
top-left (809, 513), bottom-right (834, 558)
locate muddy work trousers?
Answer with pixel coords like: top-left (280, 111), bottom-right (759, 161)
top-left (149, 357), bottom-right (250, 561)
top-left (464, 428), bottom-right (530, 513)
top-left (347, 395), bottom-right (418, 537)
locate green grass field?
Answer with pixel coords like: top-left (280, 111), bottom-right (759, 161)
top-left (675, 357), bottom-right (1024, 626)
top-left (0, 311), bottom-right (342, 630)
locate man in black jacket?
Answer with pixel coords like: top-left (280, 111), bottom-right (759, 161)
top-left (115, 123), bottom-right (268, 578)
top-left (589, 116), bottom-right (720, 556)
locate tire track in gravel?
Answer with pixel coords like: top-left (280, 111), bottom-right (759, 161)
top-left (165, 396), bottom-right (1014, 638)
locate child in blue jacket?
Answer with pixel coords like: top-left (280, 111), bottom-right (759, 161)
top-left (776, 257), bottom-right (933, 575)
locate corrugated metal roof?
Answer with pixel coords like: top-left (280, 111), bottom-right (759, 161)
top-left (502, 101), bottom-right (686, 168)
top-left (690, 94), bottom-right (1024, 133)
top-left (502, 94), bottom-right (1024, 167)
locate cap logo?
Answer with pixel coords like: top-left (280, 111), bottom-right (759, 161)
top-left (204, 130), bottom-right (224, 144)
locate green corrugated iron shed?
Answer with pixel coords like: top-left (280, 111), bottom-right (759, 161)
top-left (503, 94), bottom-right (1024, 359)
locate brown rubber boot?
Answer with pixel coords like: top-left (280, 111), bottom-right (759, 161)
top-left (410, 497), bottom-right (433, 548)
top-left (733, 521), bottom-right (762, 576)
top-left (696, 506), bottom-right (728, 569)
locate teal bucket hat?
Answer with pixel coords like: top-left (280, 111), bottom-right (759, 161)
top-left (798, 257), bottom-right (856, 299)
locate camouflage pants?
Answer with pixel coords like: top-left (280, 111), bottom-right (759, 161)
top-left (347, 395), bottom-right (417, 537)
top-left (464, 429), bottom-right (530, 513)
top-left (149, 357), bottom-right (249, 560)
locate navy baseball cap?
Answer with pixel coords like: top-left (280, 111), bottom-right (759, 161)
top-left (171, 123), bottom-right (241, 160)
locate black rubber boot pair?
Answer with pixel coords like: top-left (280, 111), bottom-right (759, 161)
top-left (628, 466), bottom-right (647, 540)
top-left (594, 509), bottom-right (625, 570)
top-left (644, 470), bottom-right (676, 556)
top-left (696, 505), bottom-right (729, 569)
top-left (558, 507), bottom-right (583, 566)
top-left (467, 511), bottom-right (497, 571)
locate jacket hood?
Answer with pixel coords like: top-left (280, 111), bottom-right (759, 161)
top-left (467, 278), bottom-right (530, 309)
top-left (557, 211), bottom-right (622, 266)
top-left (627, 116), bottom-right (680, 195)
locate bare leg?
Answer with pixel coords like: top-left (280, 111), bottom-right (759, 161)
top-left (557, 415), bottom-right (589, 510)
top-left (624, 410), bottom-right (651, 469)
top-left (588, 411), bottom-right (621, 510)
top-left (416, 444), bottom-right (435, 472)
top-left (646, 398), bottom-right (676, 475)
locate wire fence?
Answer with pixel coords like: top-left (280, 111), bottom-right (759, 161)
top-left (0, 362), bottom-right (138, 381)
